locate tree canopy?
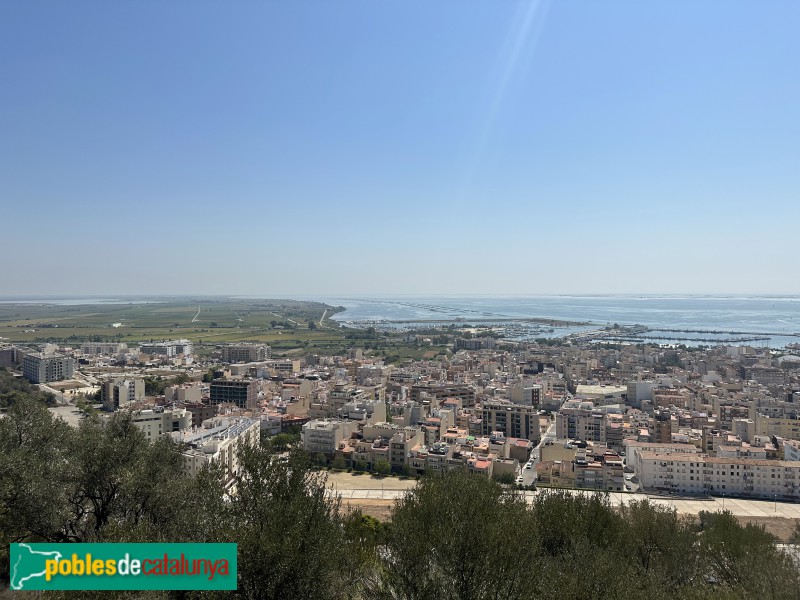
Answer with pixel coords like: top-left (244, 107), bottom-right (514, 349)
top-left (2, 392), bottom-right (799, 598)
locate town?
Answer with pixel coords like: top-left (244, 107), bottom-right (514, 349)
top-left (4, 315), bottom-right (800, 506)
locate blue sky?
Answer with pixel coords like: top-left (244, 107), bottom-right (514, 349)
top-left (1, 1), bottom-right (798, 296)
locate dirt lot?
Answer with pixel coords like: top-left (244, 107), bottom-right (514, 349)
top-left (340, 499), bottom-right (397, 521)
top-left (325, 472), bottom-right (417, 492)
top-left (734, 516), bottom-right (799, 542)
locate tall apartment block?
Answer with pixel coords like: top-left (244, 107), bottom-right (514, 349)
top-left (209, 378), bottom-right (259, 409)
top-left (22, 353), bottom-right (75, 384)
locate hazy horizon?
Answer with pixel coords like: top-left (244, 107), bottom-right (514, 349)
top-left (3, 292), bottom-right (800, 301)
top-left (2, 1), bottom-right (798, 295)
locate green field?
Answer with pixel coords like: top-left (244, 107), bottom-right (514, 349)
top-left (0, 299), bottom-right (343, 349)
top-left (0, 299), bottom-right (458, 360)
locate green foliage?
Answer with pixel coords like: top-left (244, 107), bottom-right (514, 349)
top-left (143, 373), bottom-right (190, 396)
top-left (3, 398), bottom-right (800, 598)
top-left (230, 445), bottom-right (349, 600)
top-left (374, 459), bottom-right (391, 475)
top-left (373, 470), bottom-right (536, 600)
top-left (266, 431), bottom-right (301, 452)
top-left (331, 455), bottom-right (348, 470)
top-left (0, 368), bottom-right (55, 407)
top-left (0, 395), bottom-right (73, 580)
top-left (492, 471), bottom-right (515, 485)
top-left (696, 510), bottom-right (800, 596)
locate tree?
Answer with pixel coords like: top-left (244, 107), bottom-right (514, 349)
top-left (0, 395), bottom-right (73, 581)
top-left (374, 459), bottom-right (391, 476)
top-left (267, 432), bottom-right (300, 452)
top-left (354, 459), bottom-right (369, 472)
top-left (617, 500), bottom-right (698, 597)
top-left (492, 472), bottom-right (515, 485)
top-left (697, 510), bottom-right (800, 597)
top-left (0, 369), bottom-right (55, 407)
top-left (62, 412), bottom-right (181, 541)
top-left (331, 455), bottom-right (348, 471)
top-left (373, 471), bottom-right (537, 600)
top-left (308, 320), bottom-right (317, 331)
top-left (230, 445), bottom-right (350, 600)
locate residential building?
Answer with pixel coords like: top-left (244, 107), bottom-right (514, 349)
top-left (221, 344), bottom-right (271, 363)
top-left (183, 401), bottom-right (217, 428)
top-left (101, 377), bottom-right (145, 411)
top-left (140, 340), bottom-right (193, 357)
top-left (635, 452), bottom-right (800, 500)
top-left (165, 383), bottom-right (203, 403)
top-left (81, 342), bottom-right (127, 355)
top-left (22, 352), bottom-right (75, 384)
top-left (209, 378), bottom-right (259, 409)
top-left (509, 384), bottom-right (542, 407)
top-left (301, 419), bottom-right (359, 455)
top-left (0, 345), bottom-right (18, 368)
top-left (172, 416), bottom-right (260, 487)
top-left (411, 383), bottom-right (476, 406)
top-left (556, 401), bottom-right (606, 442)
top-left (480, 400), bottom-right (540, 442)
top-left (131, 406), bottom-right (191, 440)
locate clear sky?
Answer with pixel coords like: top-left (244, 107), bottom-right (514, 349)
top-left (1, 1), bottom-right (798, 297)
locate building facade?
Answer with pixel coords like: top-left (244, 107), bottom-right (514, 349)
top-left (22, 353), bottom-right (75, 384)
top-left (209, 378), bottom-right (259, 409)
top-left (480, 400), bottom-right (540, 442)
top-left (101, 377), bottom-right (145, 411)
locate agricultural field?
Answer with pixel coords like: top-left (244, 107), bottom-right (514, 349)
top-left (0, 298), bottom-right (342, 347)
top-left (0, 298), bottom-right (454, 360)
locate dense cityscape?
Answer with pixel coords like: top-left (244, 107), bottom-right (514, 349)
top-left (2, 298), bottom-right (800, 595)
top-left (4, 0), bottom-right (800, 595)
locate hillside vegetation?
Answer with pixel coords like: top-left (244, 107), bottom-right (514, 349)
top-left (2, 393), bottom-right (799, 599)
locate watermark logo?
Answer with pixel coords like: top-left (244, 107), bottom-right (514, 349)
top-left (10, 543), bottom-right (237, 591)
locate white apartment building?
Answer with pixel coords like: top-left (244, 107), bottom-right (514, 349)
top-left (172, 416), bottom-right (260, 486)
top-left (22, 353), bottom-right (75, 384)
top-left (131, 406), bottom-right (191, 440)
top-left (635, 452), bottom-right (800, 500)
top-left (140, 340), bottom-right (193, 357)
top-left (81, 342), bottom-right (128, 355)
top-left (301, 419), bottom-right (358, 455)
top-left (101, 377), bottom-right (145, 411)
top-left (784, 440), bottom-right (800, 462)
top-left (165, 383), bottom-right (203, 403)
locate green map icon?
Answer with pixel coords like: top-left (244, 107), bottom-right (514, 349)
top-left (10, 543), bottom-right (63, 590)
